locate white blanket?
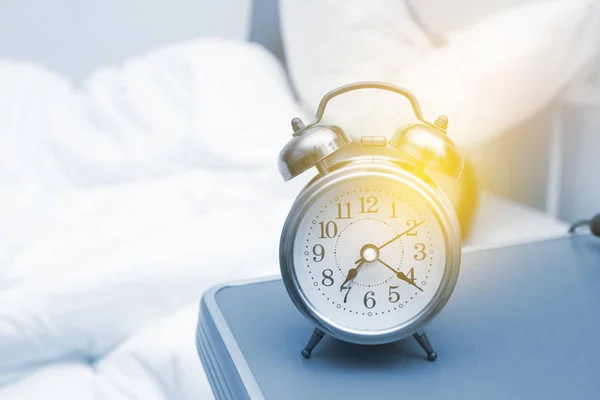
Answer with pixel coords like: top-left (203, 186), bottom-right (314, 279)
top-left (0, 38), bottom-right (310, 399)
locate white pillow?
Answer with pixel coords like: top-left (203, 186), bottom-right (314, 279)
top-left (281, 0), bottom-right (600, 148)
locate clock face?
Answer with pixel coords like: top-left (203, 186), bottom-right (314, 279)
top-left (292, 175), bottom-right (447, 333)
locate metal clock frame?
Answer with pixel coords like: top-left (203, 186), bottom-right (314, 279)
top-left (279, 157), bottom-right (461, 348)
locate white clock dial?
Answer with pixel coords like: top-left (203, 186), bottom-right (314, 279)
top-left (293, 176), bottom-right (446, 332)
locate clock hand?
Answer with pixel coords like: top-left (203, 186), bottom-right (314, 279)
top-left (397, 270), bottom-right (423, 292)
top-left (339, 259), bottom-right (365, 291)
top-left (353, 219), bottom-right (425, 264)
top-left (377, 219), bottom-right (425, 251)
top-left (377, 257), bottom-right (423, 292)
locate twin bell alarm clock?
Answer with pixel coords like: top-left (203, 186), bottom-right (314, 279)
top-left (277, 82), bottom-right (463, 360)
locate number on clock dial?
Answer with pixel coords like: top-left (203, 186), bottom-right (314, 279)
top-left (339, 286), bottom-right (404, 306)
top-left (333, 198), bottom-right (414, 220)
top-left (414, 243), bottom-right (427, 261)
top-left (363, 291), bottom-right (376, 309)
top-left (405, 219), bottom-right (420, 236)
top-left (341, 285), bottom-right (352, 303)
top-left (312, 244), bottom-right (325, 262)
top-left (336, 202), bottom-right (351, 219)
top-left (359, 196), bottom-right (378, 213)
top-left (322, 269), bottom-right (334, 286)
top-left (388, 286), bottom-right (401, 303)
top-left (318, 221), bottom-right (338, 238)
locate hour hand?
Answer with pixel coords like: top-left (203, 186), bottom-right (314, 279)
top-left (340, 260), bottom-right (365, 291)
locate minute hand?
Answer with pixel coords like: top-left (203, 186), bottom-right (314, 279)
top-left (353, 219), bottom-right (425, 265)
top-left (377, 220), bottom-right (425, 251)
top-left (378, 257), bottom-right (423, 292)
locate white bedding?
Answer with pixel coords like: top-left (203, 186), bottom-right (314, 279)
top-left (0, 38), bottom-right (311, 399)
top-left (281, 0), bottom-right (600, 148)
top-left (0, 37), bottom-right (568, 399)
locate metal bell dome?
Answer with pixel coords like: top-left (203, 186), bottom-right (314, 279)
top-left (278, 122), bottom-right (351, 181)
top-left (389, 118), bottom-right (464, 179)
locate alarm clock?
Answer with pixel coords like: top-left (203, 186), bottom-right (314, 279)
top-left (278, 82), bottom-right (463, 361)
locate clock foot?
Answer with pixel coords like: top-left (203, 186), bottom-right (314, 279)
top-left (301, 329), bottom-right (325, 359)
top-left (413, 329), bottom-right (437, 361)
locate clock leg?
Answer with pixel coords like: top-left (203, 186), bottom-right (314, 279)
top-left (301, 328), bottom-right (325, 359)
top-left (413, 329), bottom-right (437, 361)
